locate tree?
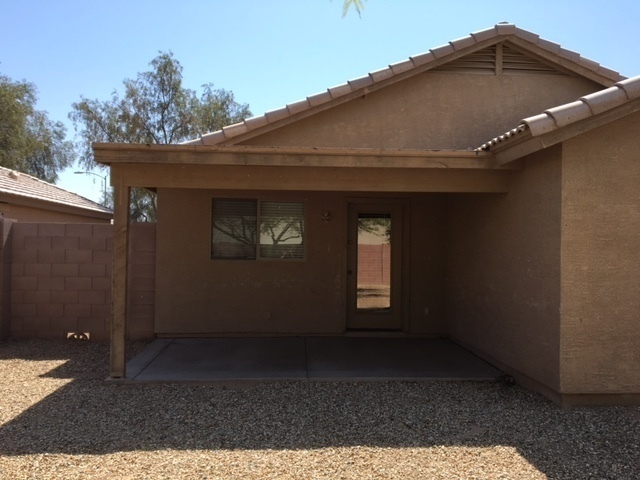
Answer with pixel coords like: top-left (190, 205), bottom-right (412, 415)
top-left (0, 74), bottom-right (74, 183)
top-left (342, 0), bottom-right (367, 17)
top-left (70, 51), bottom-right (251, 221)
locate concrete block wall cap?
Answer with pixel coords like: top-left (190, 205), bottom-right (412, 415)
top-left (536, 38), bottom-right (562, 54)
top-left (264, 107), bottom-right (290, 123)
top-left (328, 83), bottom-right (353, 99)
top-left (307, 90), bottom-right (333, 107)
top-left (521, 113), bottom-right (557, 136)
top-left (199, 130), bottom-right (226, 145)
top-left (243, 115), bottom-right (269, 130)
top-left (430, 43), bottom-right (456, 58)
top-left (616, 76), bottom-right (640, 99)
top-left (369, 67), bottom-right (395, 83)
top-left (410, 51), bottom-right (436, 67)
top-left (222, 122), bottom-right (249, 139)
top-left (495, 23), bottom-right (516, 35)
top-left (545, 100), bottom-right (592, 127)
top-left (389, 59), bottom-right (415, 75)
top-left (514, 27), bottom-right (540, 43)
top-left (286, 98), bottom-right (311, 115)
top-left (348, 74), bottom-right (374, 90)
top-left (581, 87), bottom-right (628, 116)
top-left (471, 27), bottom-right (498, 43)
top-left (449, 35), bottom-right (477, 51)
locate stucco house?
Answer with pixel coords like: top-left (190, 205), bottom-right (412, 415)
top-left (0, 166), bottom-right (112, 223)
top-left (95, 23), bottom-right (640, 406)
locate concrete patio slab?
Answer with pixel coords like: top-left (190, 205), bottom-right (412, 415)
top-left (123, 337), bottom-right (502, 383)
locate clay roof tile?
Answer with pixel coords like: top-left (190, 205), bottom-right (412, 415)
top-left (0, 166), bottom-right (112, 215)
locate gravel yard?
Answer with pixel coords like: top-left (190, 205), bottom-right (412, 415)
top-left (0, 339), bottom-right (638, 479)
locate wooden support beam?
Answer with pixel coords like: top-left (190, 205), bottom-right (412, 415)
top-left (110, 181), bottom-right (130, 378)
top-left (110, 164), bottom-right (511, 193)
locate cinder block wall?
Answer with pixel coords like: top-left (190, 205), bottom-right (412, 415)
top-left (9, 222), bottom-right (155, 340)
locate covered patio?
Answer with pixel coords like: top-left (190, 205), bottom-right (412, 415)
top-left (121, 337), bottom-right (502, 383)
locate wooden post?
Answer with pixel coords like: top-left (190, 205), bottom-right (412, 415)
top-left (110, 182), bottom-right (130, 378)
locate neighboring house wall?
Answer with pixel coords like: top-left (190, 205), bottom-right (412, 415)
top-left (9, 222), bottom-right (155, 340)
top-left (560, 112), bottom-right (640, 395)
top-left (0, 201), bottom-right (111, 224)
top-left (155, 188), bottom-right (447, 335)
top-left (0, 218), bottom-right (14, 339)
top-left (243, 73), bottom-right (601, 150)
top-left (446, 146), bottom-right (563, 393)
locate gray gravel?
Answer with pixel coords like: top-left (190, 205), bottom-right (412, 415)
top-left (0, 338), bottom-right (638, 479)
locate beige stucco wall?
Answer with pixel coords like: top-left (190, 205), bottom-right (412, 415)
top-left (560, 112), bottom-right (640, 394)
top-left (446, 147), bottom-right (563, 390)
top-left (244, 73), bottom-right (601, 150)
top-left (155, 188), bottom-right (447, 335)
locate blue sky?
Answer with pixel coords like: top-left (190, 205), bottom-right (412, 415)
top-left (2, 0), bottom-right (639, 202)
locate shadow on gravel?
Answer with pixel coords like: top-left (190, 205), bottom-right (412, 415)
top-left (1, 339), bottom-right (639, 479)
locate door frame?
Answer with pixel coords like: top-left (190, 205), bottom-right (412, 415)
top-left (346, 198), bottom-right (408, 331)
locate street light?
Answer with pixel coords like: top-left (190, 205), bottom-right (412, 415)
top-left (74, 171), bottom-right (107, 202)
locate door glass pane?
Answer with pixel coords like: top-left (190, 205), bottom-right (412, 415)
top-left (357, 213), bottom-right (391, 311)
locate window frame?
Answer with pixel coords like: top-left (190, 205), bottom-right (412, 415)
top-left (211, 197), bottom-right (307, 261)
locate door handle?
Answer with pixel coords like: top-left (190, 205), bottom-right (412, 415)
top-left (347, 269), bottom-right (353, 275)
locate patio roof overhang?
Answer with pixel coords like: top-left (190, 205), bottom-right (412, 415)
top-left (94, 143), bottom-right (517, 194)
top-left (95, 142), bottom-right (518, 379)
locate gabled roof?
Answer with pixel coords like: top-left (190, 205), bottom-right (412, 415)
top-left (476, 75), bottom-right (640, 160)
top-left (184, 23), bottom-right (623, 147)
top-left (0, 166), bottom-right (113, 217)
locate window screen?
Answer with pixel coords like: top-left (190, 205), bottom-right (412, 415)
top-left (259, 202), bottom-right (305, 259)
top-left (212, 199), bottom-right (257, 259)
top-left (212, 199), bottom-right (305, 260)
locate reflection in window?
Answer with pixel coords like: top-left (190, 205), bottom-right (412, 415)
top-left (212, 199), bottom-right (304, 260)
top-left (260, 202), bottom-right (305, 259)
top-left (357, 213), bottom-right (391, 311)
top-left (212, 199), bottom-right (257, 259)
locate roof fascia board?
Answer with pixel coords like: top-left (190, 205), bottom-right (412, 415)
top-left (0, 192), bottom-right (113, 219)
top-left (93, 144), bottom-right (519, 170)
top-left (110, 163), bottom-right (511, 193)
top-left (493, 98), bottom-right (640, 165)
top-left (217, 37), bottom-right (507, 146)
top-left (506, 37), bottom-right (623, 86)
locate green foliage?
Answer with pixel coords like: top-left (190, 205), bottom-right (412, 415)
top-left (342, 0), bottom-right (367, 18)
top-left (69, 51), bottom-right (251, 221)
top-left (0, 74), bottom-right (74, 183)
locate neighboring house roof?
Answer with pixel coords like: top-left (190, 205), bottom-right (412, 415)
top-left (0, 166), bottom-right (113, 217)
top-left (184, 23), bottom-right (623, 147)
top-left (476, 75), bottom-right (640, 155)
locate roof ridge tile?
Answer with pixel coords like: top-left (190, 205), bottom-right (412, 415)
top-left (581, 87), bottom-right (628, 115)
top-left (306, 90), bottom-right (333, 107)
top-left (430, 43), bottom-right (456, 58)
top-left (389, 59), bottom-right (415, 75)
top-left (470, 27), bottom-right (498, 43)
top-left (616, 77), bottom-right (640, 99)
top-left (286, 98), bottom-right (312, 115)
top-left (369, 67), bottom-right (395, 83)
top-left (449, 35), bottom-right (477, 51)
top-left (495, 23), bottom-right (516, 35)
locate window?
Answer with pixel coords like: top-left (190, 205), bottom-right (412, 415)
top-left (212, 199), bottom-right (305, 260)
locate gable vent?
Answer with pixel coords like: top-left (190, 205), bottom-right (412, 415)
top-left (434, 43), bottom-right (569, 76)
